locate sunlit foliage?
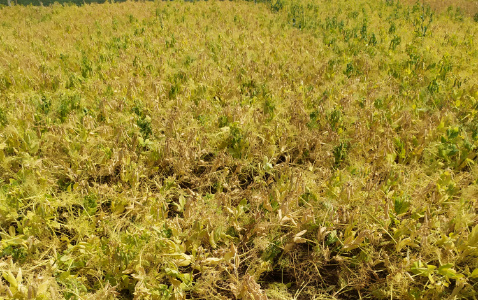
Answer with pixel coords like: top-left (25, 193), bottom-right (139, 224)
top-left (1, 0), bottom-right (478, 298)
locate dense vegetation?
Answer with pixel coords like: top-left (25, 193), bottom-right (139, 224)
top-left (1, 0), bottom-right (478, 298)
top-left (0, 0), bottom-right (125, 7)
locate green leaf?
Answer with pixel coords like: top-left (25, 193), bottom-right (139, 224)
top-left (394, 197), bottom-right (410, 215)
top-left (411, 261), bottom-right (436, 277)
top-left (326, 230), bottom-right (338, 246)
top-left (438, 264), bottom-right (461, 279)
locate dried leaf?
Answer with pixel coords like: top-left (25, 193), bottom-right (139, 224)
top-left (293, 230), bottom-right (307, 243)
top-left (317, 227), bottom-right (327, 241)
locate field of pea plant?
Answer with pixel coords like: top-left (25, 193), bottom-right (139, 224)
top-left (1, 0), bottom-right (478, 298)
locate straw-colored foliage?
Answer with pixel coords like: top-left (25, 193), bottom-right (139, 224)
top-left (1, 0), bottom-right (478, 299)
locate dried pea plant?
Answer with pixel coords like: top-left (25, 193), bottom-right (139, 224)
top-left (1, 0), bottom-right (478, 299)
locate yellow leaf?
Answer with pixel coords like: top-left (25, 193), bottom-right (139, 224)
top-left (173, 253), bottom-right (192, 267)
top-left (470, 268), bottom-right (478, 278)
top-left (3, 271), bottom-right (17, 290)
top-left (16, 268), bottom-right (22, 286)
top-left (209, 231), bottom-right (217, 248)
top-left (224, 244), bottom-right (237, 261)
top-left (8, 226), bottom-right (15, 237)
top-left (204, 257), bottom-right (223, 265)
top-left (468, 225), bottom-right (478, 246)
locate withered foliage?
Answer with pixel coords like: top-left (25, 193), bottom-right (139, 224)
top-left (1, 0), bottom-right (478, 299)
